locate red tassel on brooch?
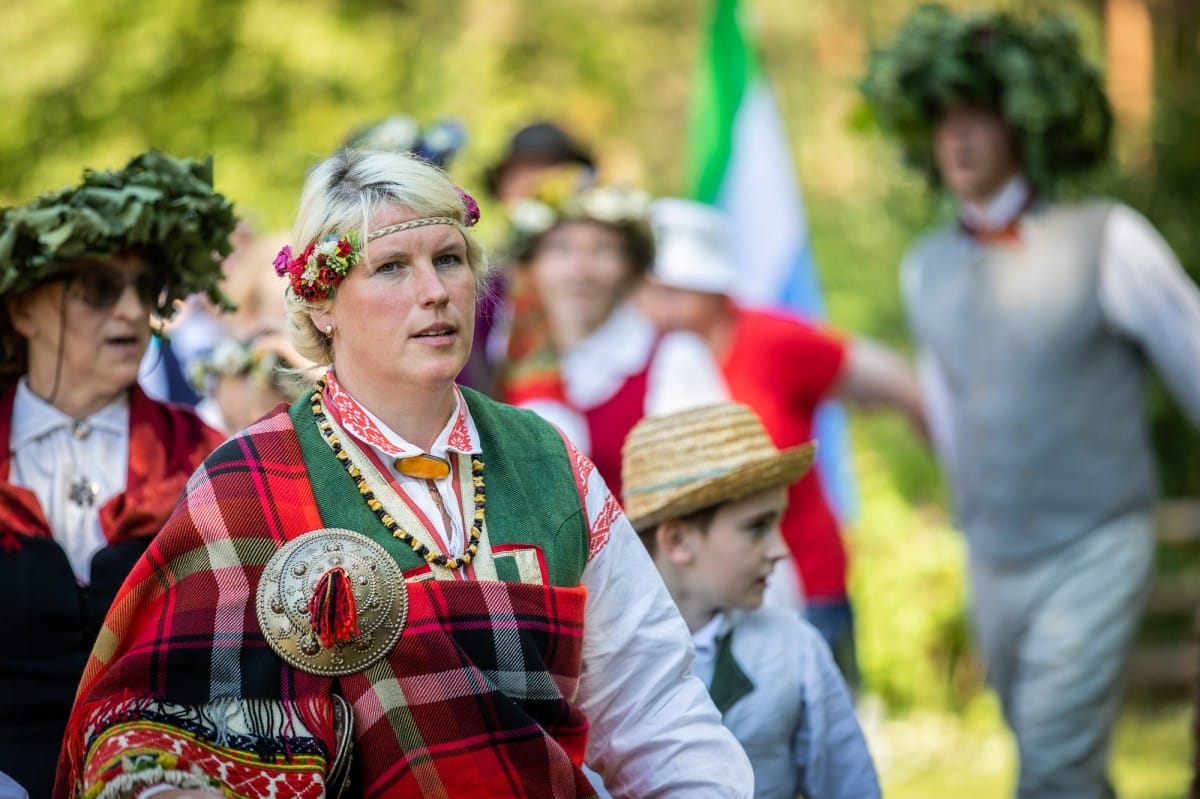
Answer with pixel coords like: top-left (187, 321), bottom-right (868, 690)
top-left (307, 567), bottom-right (361, 648)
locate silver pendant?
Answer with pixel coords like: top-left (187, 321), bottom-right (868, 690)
top-left (69, 477), bottom-right (99, 507)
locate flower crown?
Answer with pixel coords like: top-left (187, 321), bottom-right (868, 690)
top-left (508, 187), bottom-right (651, 239)
top-left (188, 335), bottom-right (307, 401)
top-left (343, 116), bottom-right (467, 169)
top-left (275, 187), bottom-right (480, 302)
top-left (505, 174), bottom-right (654, 267)
top-left (507, 167), bottom-right (650, 239)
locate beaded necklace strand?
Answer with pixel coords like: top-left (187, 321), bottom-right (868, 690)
top-left (310, 378), bottom-right (484, 569)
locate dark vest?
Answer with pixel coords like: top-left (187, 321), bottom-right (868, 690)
top-left (0, 536), bottom-right (151, 798)
top-left (905, 201), bottom-right (1156, 562)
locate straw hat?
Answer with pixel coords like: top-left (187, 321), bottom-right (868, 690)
top-left (622, 403), bottom-right (815, 532)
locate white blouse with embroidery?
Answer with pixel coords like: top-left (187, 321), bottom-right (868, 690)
top-left (324, 369), bottom-right (753, 797)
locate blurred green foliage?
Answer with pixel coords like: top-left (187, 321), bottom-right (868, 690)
top-left (875, 700), bottom-right (1190, 798)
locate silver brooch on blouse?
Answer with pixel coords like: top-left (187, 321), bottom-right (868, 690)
top-left (68, 477), bottom-right (100, 507)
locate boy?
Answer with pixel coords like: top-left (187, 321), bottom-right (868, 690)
top-left (621, 403), bottom-right (881, 799)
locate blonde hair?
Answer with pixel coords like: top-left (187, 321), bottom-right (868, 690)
top-left (284, 149), bottom-right (488, 364)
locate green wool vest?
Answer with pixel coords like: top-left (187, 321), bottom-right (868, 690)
top-left (289, 387), bottom-right (588, 587)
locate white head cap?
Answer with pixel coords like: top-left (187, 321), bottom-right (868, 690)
top-left (648, 198), bottom-right (737, 295)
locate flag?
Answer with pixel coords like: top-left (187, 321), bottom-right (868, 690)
top-left (686, 0), bottom-right (856, 521)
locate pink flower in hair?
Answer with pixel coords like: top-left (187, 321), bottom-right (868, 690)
top-left (456, 187), bottom-right (480, 227)
top-left (273, 246), bottom-right (293, 276)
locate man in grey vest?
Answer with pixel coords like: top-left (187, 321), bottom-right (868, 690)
top-left (862, 6), bottom-right (1200, 798)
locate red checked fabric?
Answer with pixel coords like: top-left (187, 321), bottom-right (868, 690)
top-left (58, 404), bottom-right (598, 799)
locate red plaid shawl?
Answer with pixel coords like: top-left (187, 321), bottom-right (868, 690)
top-left (59, 402), bottom-right (595, 798)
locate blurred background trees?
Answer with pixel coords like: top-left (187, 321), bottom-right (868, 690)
top-left (4, 0), bottom-right (1192, 493)
top-left (2, 0), bottom-right (1194, 793)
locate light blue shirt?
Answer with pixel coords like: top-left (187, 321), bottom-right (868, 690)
top-left (587, 606), bottom-right (879, 799)
top-left (697, 608), bottom-right (880, 799)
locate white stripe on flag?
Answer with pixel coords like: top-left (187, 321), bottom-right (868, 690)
top-left (716, 82), bottom-right (816, 313)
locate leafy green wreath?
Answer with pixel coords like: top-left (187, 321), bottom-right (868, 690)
top-left (859, 3), bottom-right (1113, 192)
top-left (0, 149), bottom-right (237, 316)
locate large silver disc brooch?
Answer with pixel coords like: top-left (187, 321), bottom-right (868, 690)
top-left (256, 527), bottom-right (408, 676)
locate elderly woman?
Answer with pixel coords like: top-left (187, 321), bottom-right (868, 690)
top-left (59, 150), bottom-right (751, 799)
top-left (0, 152), bottom-right (234, 798)
top-left (500, 181), bottom-right (728, 498)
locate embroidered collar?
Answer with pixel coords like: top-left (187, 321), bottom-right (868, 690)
top-left (322, 369), bottom-right (481, 459)
top-left (11, 379), bottom-right (129, 449)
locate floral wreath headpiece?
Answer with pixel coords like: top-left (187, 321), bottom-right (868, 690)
top-left (275, 187), bottom-right (480, 302)
top-left (342, 115), bottom-right (466, 170)
top-left (858, 3), bottom-right (1112, 191)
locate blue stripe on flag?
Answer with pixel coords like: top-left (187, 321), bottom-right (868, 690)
top-left (779, 240), bottom-right (827, 320)
top-left (779, 247), bottom-right (856, 520)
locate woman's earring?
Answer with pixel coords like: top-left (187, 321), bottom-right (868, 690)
top-left (325, 323), bottom-right (334, 337)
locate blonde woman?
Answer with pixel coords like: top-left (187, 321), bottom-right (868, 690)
top-left (60, 150), bottom-right (751, 799)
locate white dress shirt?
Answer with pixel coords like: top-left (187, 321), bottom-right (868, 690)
top-left (327, 376), bottom-right (481, 560)
top-left (689, 610), bottom-right (731, 688)
top-left (9, 379), bottom-right (129, 582)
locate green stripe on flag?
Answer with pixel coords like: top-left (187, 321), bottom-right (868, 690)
top-left (687, 0), bottom-right (760, 204)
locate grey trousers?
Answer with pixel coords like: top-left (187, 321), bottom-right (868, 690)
top-left (968, 511), bottom-right (1155, 799)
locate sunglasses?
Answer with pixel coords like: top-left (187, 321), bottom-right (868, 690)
top-left (66, 268), bottom-right (169, 310)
